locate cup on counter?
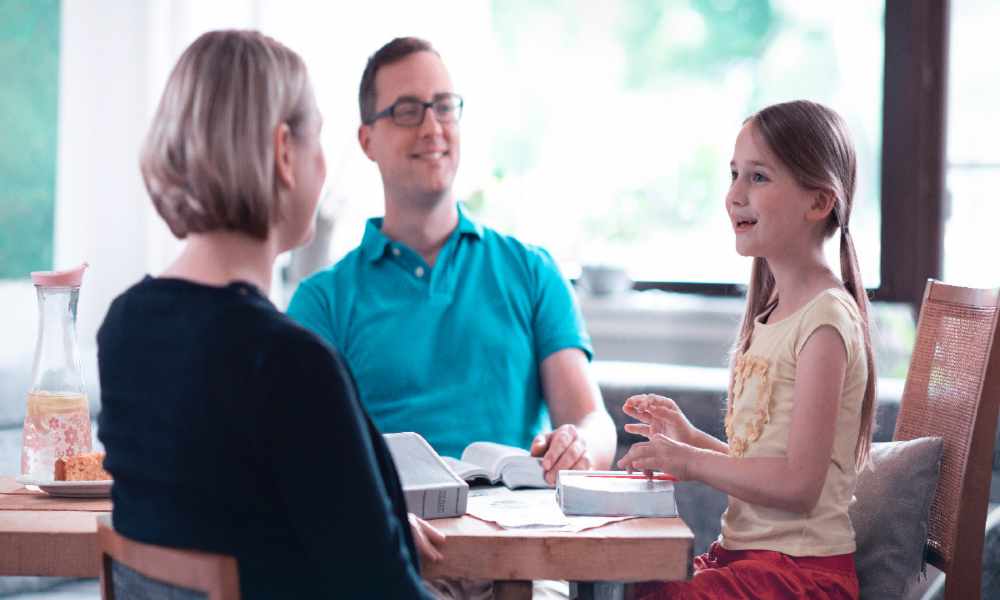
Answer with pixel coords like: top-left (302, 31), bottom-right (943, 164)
top-left (578, 264), bottom-right (632, 297)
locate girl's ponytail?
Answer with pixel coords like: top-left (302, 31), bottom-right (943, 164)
top-left (838, 222), bottom-right (877, 471)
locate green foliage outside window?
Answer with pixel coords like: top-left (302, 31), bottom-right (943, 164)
top-left (484, 0), bottom-right (782, 247)
top-left (476, 1), bottom-right (881, 283)
top-left (0, 0), bottom-right (61, 279)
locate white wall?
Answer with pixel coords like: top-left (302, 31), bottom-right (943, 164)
top-left (55, 0), bottom-right (261, 351)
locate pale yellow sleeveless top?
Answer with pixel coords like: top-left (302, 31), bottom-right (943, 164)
top-left (721, 287), bottom-right (867, 556)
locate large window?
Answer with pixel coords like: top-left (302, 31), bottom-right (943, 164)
top-left (472, 1), bottom-right (884, 288)
top-left (262, 2), bottom-right (886, 296)
top-left (263, 1), bottom-right (970, 307)
top-left (0, 1), bottom-right (952, 313)
top-left (945, 0), bottom-right (1000, 288)
top-left (0, 0), bottom-right (61, 279)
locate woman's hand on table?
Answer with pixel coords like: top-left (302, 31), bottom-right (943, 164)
top-left (408, 513), bottom-right (445, 563)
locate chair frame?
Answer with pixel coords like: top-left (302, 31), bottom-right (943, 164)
top-left (97, 515), bottom-right (240, 600)
top-left (893, 279), bottom-right (1000, 600)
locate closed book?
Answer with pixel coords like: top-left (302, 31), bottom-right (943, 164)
top-left (556, 470), bottom-right (678, 517)
top-left (384, 432), bottom-right (469, 519)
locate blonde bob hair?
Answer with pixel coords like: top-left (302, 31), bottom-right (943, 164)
top-left (140, 30), bottom-right (316, 240)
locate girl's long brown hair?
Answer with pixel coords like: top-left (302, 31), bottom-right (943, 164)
top-left (731, 100), bottom-right (876, 471)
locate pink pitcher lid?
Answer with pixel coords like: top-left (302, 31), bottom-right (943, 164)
top-left (30, 262), bottom-right (89, 287)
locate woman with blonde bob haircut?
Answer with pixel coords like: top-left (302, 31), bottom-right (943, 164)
top-left (97, 30), bottom-right (436, 599)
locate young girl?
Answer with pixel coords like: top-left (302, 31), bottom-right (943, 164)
top-left (618, 100), bottom-right (876, 600)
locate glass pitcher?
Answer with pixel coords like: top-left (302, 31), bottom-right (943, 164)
top-left (20, 262), bottom-right (93, 477)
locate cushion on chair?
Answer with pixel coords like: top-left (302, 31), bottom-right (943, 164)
top-left (850, 437), bottom-right (944, 599)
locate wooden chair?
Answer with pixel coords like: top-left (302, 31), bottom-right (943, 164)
top-left (892, 280), bottom-right (1000, 600)
top-left (97, 515), bottom-right (240, 600)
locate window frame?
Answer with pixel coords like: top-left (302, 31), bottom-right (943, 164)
top-left (628, 0), bottom-right (949, 313)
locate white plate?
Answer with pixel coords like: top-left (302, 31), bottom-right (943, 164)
top-left (15, 475), bottom-right (112, 498)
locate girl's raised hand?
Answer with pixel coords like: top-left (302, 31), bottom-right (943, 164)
top-left (622, 394), bottom-right (699, 446)
top-left (616, 433), bottom-right (698, 481)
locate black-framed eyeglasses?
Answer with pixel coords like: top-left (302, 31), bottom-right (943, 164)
top-left (365, 93), bottom-right (464, 127)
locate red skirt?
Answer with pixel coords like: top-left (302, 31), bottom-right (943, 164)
top-left (636, 542), bottom-right (859, 600)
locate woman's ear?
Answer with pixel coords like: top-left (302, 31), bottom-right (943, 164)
top-left (274, 122), bottom-right (296, 189)
top-left (806, 189), bottom-right (836, 223)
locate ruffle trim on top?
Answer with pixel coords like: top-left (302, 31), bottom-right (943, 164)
top-left (725, 354), bottom-right (773, 457)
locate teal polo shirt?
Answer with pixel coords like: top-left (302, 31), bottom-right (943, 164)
top-left (287, 204), bottom-right (592, 458)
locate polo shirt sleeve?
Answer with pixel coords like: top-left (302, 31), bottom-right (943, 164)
top-left (286, 276), bottom-right (339, 350)
top-left (529, 246), bottom-right (594, 362)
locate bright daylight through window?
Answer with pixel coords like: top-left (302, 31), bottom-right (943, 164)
top-left (469, 0), bottom-right (884, 287)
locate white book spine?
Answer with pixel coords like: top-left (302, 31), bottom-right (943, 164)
top-left (404, 484), bottom-right (469, 519)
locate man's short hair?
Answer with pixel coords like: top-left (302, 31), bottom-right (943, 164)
top-left (140, 29), bottom-right (316, 240)
top-left (359, 37), bottom-right (438, 124)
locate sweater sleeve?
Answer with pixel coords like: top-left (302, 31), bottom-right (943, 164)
top-left (255, 326), bottom-right (431, 599)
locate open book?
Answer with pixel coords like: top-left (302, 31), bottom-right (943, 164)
top-left (441, 441), bottom-right (551, 489)
top-left (556, 470), bottom-right (677, 517)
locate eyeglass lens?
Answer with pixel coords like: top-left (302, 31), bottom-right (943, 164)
top-left (393, 95), bottom-right (462, 126)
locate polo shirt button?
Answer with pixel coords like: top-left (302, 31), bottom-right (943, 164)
top-left (415, 266), bottom-right (425, 278)
top-left (391, 247), bottom-right (401, 257)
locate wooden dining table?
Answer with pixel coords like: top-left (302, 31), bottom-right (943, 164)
top-left (0, 476), bottom-right (693, 598)
top-left (0, 476), bottom-right (108, 577)
top-left (424, 510), bottom-right (693, 599)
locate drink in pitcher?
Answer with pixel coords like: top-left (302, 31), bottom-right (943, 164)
top-left (21, 391), bottom-right (92, 477)
top-left (21, 263), bottom-right (92, 478)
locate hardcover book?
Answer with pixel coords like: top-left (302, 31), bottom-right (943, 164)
top-left (556, 470), bottom-right (678, 517)
top-left (384, 432), bottom-right (469, 519)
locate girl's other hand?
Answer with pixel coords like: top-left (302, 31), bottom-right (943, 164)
top-left (622, 394), bottom-right (698, 446)
top-left (616, 433), bottom-right (699, 481)
top-left (408, 513), bottom-right (446, 563)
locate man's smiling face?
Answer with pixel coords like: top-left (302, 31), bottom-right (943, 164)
top-left (360, 50), bottom-right (460, 206)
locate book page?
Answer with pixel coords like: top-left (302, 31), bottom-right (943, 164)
top-left (461, 442), bottom-right (529, 480)
top-left (500, 456), bottom-right (550, 489)
top-left (441, 456), bottom-right (490, 482)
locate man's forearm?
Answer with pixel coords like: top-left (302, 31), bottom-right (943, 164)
top-left (575, 409), bottom-right (618, 469)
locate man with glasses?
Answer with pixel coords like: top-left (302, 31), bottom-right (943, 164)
top-left (288, 37), bottom-right (615, 493)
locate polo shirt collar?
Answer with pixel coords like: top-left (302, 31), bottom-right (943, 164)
top-left (360, 202), bottom-right (484, 263)
top-left (456, 202), bottom-right (485, 239)
top-left (360, 218), bottom-right (391, 263)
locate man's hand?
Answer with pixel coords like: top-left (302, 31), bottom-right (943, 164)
top-left (408, 513), bottom-right (445, 563)
top-left (530, 424), bottom-right (593, 485)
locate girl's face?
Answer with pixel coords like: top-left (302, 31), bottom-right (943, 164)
top-left (725, 122), bottom-right (820, 260)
